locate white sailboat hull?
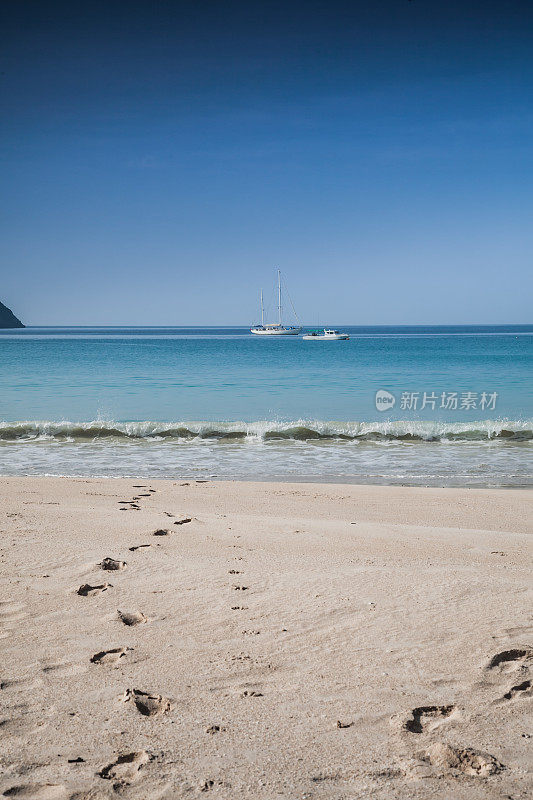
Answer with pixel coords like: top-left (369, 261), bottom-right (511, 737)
top-left (251, 326), bottom-right (301, 335)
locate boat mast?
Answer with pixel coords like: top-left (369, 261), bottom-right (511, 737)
top-left (260, 289), bottom-right (264, 326)
top-left (277, 269), bottom-right (282, 325)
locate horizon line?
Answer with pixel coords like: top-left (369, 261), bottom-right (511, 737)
top-left (5, 323), bottom-right (533, 330)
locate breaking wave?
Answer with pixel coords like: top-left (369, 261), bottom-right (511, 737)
top-left (0, 419), bottom-right (531, 443)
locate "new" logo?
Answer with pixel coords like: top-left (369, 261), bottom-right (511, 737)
top-left (375, 389), bottom-right (396, 411)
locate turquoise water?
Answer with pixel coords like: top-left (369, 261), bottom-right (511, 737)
top-left (1, 325), bottom-right (532, 485)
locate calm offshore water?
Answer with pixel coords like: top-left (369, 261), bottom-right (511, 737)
top-left (1, 325), bottom-right (532, 486)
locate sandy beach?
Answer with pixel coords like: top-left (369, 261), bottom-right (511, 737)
top-left (0, 477), bottom-right (531, 799)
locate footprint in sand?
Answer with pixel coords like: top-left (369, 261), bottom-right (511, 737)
top-left (2, 785), bottom-right (67, 799)
top-left (499, 679), bottom-right (532, 701)
top-left (391, 705), bottom-right (459, 734)
top-left (233, 585), bottom-right (248, 591)
top-left (90, 647), bottom-right (132, 665)
top-left (77, 583), bottom-right (112, 596)
top-left (420, 742), bottom-right (504, 777)
top-left (485, 647), bottom-right (533, 674)
top-left (118, 610), bottom-right (147, 626)
top-left (98, 750), bottom-right (152, 787)
top-left (128, 544), bottom-right (151, 552)
top-left (205, 724), bottom-right (224, 734)
top-left (200, 779), bottom-right (223, 792)
top-left (123, 688), bottom-right (173, 716)
top-left (119, 503), bottom-right (140, 511)
top-left (99, 558), bottom-right (126, 571)
top-left (173, 517), bottom-right (192, 525)
top-left (199, 779), bottom-right (229, 792)
top-left (153, 529), bottom-right (170, 536)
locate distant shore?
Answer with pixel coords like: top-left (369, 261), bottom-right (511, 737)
top-left (0, 477), bottom-right (531, 799)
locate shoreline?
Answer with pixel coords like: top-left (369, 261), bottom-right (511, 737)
top-left (2, 473), bottom-right (532, 490)
top-left (1, 477), bottom-right (531, 798)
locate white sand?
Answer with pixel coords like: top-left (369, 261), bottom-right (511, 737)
top-left (0, 477), bottom-right (532, 799)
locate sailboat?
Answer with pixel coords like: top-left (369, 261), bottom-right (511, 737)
top-left (250, 270), bottom-right (302, 335)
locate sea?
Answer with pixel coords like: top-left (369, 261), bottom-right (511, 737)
top-left (1, 325), bottom-right (532, 487)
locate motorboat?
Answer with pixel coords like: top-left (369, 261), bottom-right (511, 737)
top-left (302, 328), bottom-right (350, 340)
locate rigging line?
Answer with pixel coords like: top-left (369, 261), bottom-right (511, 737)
top-left (281, 275), bottom-right (301, 324)
top-left (265, 285), bottom-right (277, 321)
top-left (252, 287), bottom-right (275, 327)
top-left (255, 286), bottom-right (276, 325)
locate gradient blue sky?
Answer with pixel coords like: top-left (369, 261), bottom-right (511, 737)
top-left (1, 0), bottom-right (532, 325)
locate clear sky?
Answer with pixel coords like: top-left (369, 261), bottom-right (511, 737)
top-left (1, 0), bottom-right (532, 325)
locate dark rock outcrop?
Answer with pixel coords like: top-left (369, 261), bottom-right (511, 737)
top-left (0, 301), bottom-right (24, 328)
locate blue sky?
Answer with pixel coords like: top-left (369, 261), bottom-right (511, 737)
top-left (1, 0), bottom-right (532, 325)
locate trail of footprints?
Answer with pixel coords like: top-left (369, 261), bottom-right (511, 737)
top-left (0, 485), bottom-right (199, 798)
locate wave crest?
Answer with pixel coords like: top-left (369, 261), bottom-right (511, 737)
top-left (0, 419), bottom-right (531, 443)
